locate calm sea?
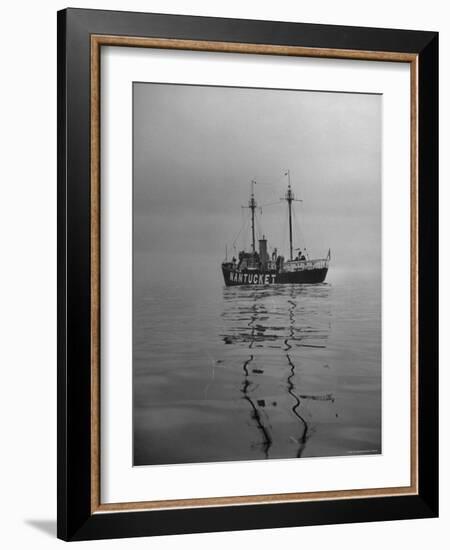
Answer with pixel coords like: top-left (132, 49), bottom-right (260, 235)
top-left (133, 273), bottom-right (381, 465)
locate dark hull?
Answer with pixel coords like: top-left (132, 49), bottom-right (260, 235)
top-left (222, 266), bottom-right (328, 286)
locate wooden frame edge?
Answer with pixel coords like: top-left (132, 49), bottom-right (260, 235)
top-left (91, 34), bottom-right (417, 62)
top-left (89, 34), bottom-right (419, 514)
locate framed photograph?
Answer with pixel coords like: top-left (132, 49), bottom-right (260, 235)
top-left (57, 8), bottom-right (438, 541)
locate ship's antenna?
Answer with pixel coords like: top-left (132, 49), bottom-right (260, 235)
top-left (281, 170), bottom-right (302, 261)
top-left (242, 180), bottom-right (257, 254)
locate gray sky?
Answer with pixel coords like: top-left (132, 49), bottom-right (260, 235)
top-left (133, 83), bottom-right (381, 288)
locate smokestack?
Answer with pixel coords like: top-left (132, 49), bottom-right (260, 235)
top-left (259, 235), bottom-right (268, 267)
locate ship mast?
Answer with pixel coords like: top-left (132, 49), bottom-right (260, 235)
top-left (282, 170), bottom-right (301, 261)
top-left (248, 180), bottom-right (257, 253)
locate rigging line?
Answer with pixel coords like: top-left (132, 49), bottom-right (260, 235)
top-left (292, 205), bottom-right (305, 251)
top-left (242, 218), bottom-right (249, 250)
top-left (255, 216), bottom-right (264, 242)
top-left (259, 200), bottom-right (283, 208)
top-left (254, 172), bottom-right (289, 188)
top-left (280, 203), bottom-right (288, 255)
top-left (297, 207), bottom-right (308, 252)
top-left (291, 205), bottom-right (300, 247)
top-left (232, 217), bottom-right (249, 248)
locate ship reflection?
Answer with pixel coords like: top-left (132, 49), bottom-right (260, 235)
top-left (241, 354), bottom-right (272, 458)
top-left (221, 284), bottom-right (333, 459)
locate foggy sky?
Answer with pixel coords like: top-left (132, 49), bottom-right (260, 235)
top-left (133, 83), bottom-right (381, 288)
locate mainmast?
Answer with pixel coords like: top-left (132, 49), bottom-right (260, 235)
top-left (282, 170), bottom-right (301, 261)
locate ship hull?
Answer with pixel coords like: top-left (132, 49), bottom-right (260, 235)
top-left (222, 265), bottom-right (328, 286)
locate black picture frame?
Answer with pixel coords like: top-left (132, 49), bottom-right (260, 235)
top-left (57, 7), bottom-right (438, 541)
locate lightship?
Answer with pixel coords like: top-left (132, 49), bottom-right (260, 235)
top-left (221, 171), bottom-right (330, 286)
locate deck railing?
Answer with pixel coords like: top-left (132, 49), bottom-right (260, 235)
top-left (223, 257), bottom-right (329, 273)
top-left (284, 258), bottom-right (329, 272)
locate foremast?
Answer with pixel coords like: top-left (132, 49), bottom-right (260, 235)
top-left (243, 179), bottom-right (257, 253)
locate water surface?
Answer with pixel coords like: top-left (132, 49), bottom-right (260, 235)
top-left (133, 276), bottom-right (381, 465)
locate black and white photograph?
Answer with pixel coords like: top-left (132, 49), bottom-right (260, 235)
top-left (133, 82), bottom-right (382, 466)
